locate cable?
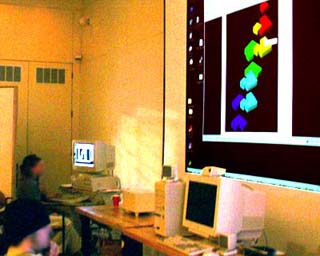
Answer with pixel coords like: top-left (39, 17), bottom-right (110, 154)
top-left (161, 0), bottom-right (166, 166)
top-left (263, 230), bottom-right (269, 248)
top-left (242, 183), bottom-right (255, 191)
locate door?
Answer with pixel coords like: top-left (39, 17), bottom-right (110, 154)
top-left (28, 62), bottom-right (72, 192)
top-left (0, 61), bottom-right (28, 194)
top-left (0, 87), bottom-right (17, 197)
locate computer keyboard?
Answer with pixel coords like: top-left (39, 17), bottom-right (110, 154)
top-left (49, 194), bottom-right (90, 205)
top-left (162, 235), bottom-right (215, 256)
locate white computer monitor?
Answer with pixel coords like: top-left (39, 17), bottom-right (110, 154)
top-left (72, 140), bottom-right (115, 173)
top-left (182, 174), bottom-right (266, 240)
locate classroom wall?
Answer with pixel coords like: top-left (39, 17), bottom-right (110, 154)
top-left (0, 0), bottom-right (81, 62)
top-left (0, 0), bottom-right (81, 9)
top-left (0, 0), bottom-right (81, 191)
top-left (0, 1), bottom-right (82, 133)
top-left (164, 1), bottom-right (320, 255)
top-left (80, 0), bottom-right (164, 190)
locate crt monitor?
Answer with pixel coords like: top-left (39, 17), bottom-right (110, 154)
top-left (182, 174), bottom-right (266, 240)
top-left (72, 140), bottom-right (115, 173)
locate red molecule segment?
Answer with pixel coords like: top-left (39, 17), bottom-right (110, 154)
top-left (260, 2), bottom-right (269, 14)
top-left (259, 15), bottom-right (272, 36)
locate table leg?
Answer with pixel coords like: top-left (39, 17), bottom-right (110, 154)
top-left (61, 213), bottom-right (66, 255)
top-left (122, 235), bottom-right (143, 256)
top-left (80, 215), bottom-right (92, 256)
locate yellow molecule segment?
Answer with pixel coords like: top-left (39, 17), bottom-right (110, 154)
top-left (253, 22), bottom-right (262, 35)
top-left (253, 36), bottom-right (273, 59)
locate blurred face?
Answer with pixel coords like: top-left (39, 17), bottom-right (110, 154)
top-left (30, 225), bottom-right (52, 251)
top-left (31, 160), bottom-right (45, 176)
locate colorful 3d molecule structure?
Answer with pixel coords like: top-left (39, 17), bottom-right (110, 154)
top-left (231, 1), bottom-right (277, 131)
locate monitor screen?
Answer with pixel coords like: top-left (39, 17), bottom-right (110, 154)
top-left (186, 181), bottom-right (217, 227)
top-left (186, 0), bottom-right (320, 189)
top-left (73, 143), bottom-right (95, 168)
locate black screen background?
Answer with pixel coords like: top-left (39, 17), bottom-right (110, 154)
top-left (186, 181), bottom-right (217, 227)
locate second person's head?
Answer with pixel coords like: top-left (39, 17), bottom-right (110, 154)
top-left (20, 154), bottom-right (45, 177)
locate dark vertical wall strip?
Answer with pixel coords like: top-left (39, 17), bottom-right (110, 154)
top-left (186, 0), bottom-right (205, 169)
top-left (162, 0), bottom-right (166, 166)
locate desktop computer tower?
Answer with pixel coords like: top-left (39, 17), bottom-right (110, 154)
top-left (154, 180), bottom-right (185, 237)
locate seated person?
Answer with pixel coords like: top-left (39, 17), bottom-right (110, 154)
top-left (17, 154), bottom-right (52, 201)
top-left (3, 199), bottom-right (59, 256)
top-left (16, 155), bottom-right (81, 255)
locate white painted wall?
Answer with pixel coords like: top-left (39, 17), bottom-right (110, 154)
top-left (80, 0), bottom-right (164, 190)
top-left (0, 0), bottom-right (81, 192)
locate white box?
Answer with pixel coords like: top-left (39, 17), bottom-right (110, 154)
top-left (121, 189), bottom-right (155, 216)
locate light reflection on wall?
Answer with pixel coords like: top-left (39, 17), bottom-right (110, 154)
top-left (163, 109), bottom-right (183, 172)
top-left (115, 108), bottom-right (162, 190)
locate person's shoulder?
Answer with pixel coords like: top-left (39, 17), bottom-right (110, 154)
top-left (19, 253), bottom-right (41, 256)
top-left (6, 252), bottom-right (42, 256)
top-left (21, 175), bottom-right (36, 181)
top-left (19, 176), bottom-right (37, 186)
top-left (6, 246), bottom-right (42, 256)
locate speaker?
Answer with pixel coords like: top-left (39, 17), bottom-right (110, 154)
top-left (219, 233), bottom-right (237, 250)
top-left (162, 165), bottom-right (177, 179)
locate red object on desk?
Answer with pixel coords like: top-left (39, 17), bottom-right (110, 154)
top-left (112, 195), bottom-right (120, 207)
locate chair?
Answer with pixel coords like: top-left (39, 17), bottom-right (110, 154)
top-left (0, 191), bottom-right (13, 224)
top-left (0, 191), bottom-right (12, 208)
top-left (42, 202), bottom-right (67, 255)
top-left (0, 191), bottom-right (13, 256)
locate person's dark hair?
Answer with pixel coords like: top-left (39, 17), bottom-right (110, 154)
top-left (3, 199), bottom-right (50, 246)
top-left (20, 154), bottom-right (42, 177)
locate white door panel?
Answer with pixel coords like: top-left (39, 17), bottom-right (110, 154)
top-left (28, 62), bottom-right (72, 192)
top-left (0, 87), bottom-right (17, 197)
top-left (0, 60), bottom-right (28, 191)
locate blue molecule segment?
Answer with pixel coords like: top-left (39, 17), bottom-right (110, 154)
top-left (232, 94), bottom-right (245, 111)
top-left (231, 114), bottom-right (248, 131)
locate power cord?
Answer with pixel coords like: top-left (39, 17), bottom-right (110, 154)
top-left (263, 230), bottom-right (269, 248)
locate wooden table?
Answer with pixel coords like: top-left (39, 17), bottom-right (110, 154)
top-left (76, 205), bottom-right (243, 256)
top-left (76, 205), bottom-right (154, 256)
top-left (76, 205), bottom-right (154, 230)
top-left (123, 226), bottom-right (187, 256)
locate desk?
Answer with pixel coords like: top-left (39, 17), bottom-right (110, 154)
top-left (123, 227), bottom-right (188, 256)
top-left (77, 205), bottom-right (243, 256)
top-left (76, 205), bottom-right (154, 256)
top-left (48, 191), bottom-right (106, 232)
top-left (76, 205), bottom-right (153, 230)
